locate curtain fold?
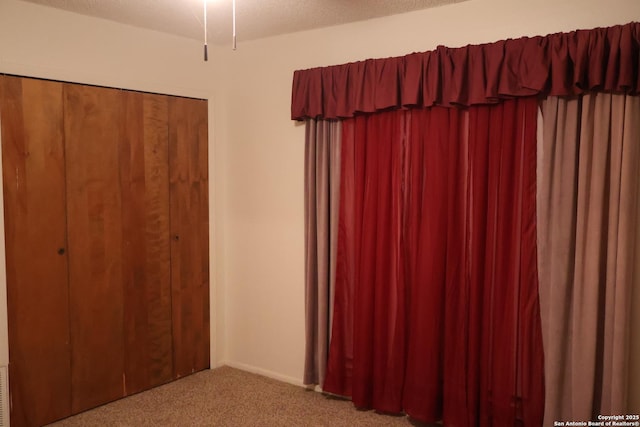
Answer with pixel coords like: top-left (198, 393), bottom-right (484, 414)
top-left (322, 109), bottom-right (407, 405)
top-left (304, 119), bottom-right (341, 386)
top-left (292, 23), bottom-right (640, 120)
top-left (538, 93), bottom-right (640, 422)
top-left (323, 98), bottom-right (544, 426)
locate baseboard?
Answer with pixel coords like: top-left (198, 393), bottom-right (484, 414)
top-left (221, 361), bottom-right (306, 388)
top-left (212, 359), bottom-right (228, 369)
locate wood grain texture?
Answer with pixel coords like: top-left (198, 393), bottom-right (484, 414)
top-left (168, 97), bottom-right (210, 378)
top-left (64, 83), bottom-right (125, 414)
top-left (2, 77), bottom-right (209, 420)
top-left (120, 91), bottom-right (173, 394)
top-left (1, 76), bottom-right (72, 427)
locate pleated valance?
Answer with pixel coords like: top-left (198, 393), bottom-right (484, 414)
top-left (291, 22), bottom-right (640, 120)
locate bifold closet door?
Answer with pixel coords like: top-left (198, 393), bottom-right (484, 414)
top-left (64, 86), bottom-right (176, 410)
top-left (169, 97), bottom-right (210, 377)
top-left (120, 91), bottom-right (173, 394)
top-left (2, 77), bottom-right (209, 424)
top-left (1, 76), bottom-right (72, 427)
top-left (64, 84), bottom-right (126, 413)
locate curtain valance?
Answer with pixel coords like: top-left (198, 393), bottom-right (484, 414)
top-left (291, 22), bottom-right (640, 120)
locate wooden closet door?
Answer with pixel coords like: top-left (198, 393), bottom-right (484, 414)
top-left (168, 97), bottom-right (210, 377)
top-left (1, 76), bottom-right (71, 427)
top-left (120, 91), bottom-right (173, 394)
top-left (64, 84), bottom-right (125, 413)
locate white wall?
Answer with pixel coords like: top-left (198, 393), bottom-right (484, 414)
top-left (0, 0), bottom-right (228, 368)
top-left (1, 0), bottom-right (639, 412)
top-left (218, 0), bottom-right (640, 397)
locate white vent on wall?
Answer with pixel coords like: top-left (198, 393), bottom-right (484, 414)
top-left (0, 366), bottom-right (8, 427)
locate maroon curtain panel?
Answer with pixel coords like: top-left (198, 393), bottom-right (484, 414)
top-left (291, 22), bottom-right (640, 120)
top-left (323, 98), bottom-right (544, 426)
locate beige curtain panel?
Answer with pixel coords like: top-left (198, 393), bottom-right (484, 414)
top-left (538, 93), bottom-right (640, 423)
top-left (304, 119), bottom-right (341, 386)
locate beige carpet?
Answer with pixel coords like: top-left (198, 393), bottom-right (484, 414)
top-left (48, 366), bottom-right (435, 426)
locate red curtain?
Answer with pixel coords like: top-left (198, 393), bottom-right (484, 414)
top-left (291, 22), bottom-right (640, 120)
top-left (323, 97), bottom-right (544, 426)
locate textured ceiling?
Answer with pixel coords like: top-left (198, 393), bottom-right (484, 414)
top-left (19, 0), bottom-right (468, 45)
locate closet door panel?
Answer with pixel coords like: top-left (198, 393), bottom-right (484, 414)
top-left (120, 91), bottom-right (173, 394)
top-left (168, 97), bottom-right (210, 378)
top-left (64, 84), bottom-right (125, 413)
top-left (1, 76), bottom-right (71, 427)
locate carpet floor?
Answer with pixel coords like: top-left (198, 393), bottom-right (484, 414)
top-left (48, 366), bottom-right (435, 426)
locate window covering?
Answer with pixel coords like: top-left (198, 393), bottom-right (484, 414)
top-left (291, 22), bottom-right (640, 120)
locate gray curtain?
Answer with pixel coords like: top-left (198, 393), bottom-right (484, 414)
top-left (538, 93), bottom-right (640, 423)
top-left (304, 119), bottom-right (341, 386)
